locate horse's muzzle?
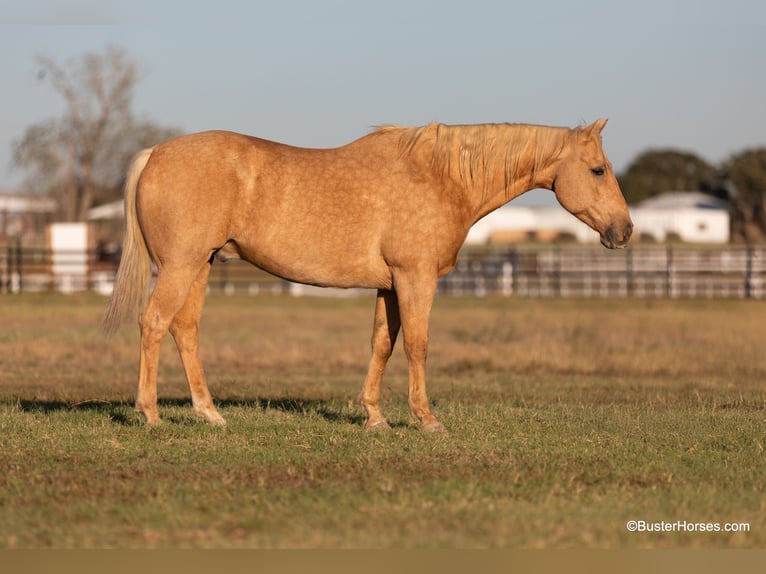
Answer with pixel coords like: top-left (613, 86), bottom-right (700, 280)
top-left (601, 221), bottom-right (634, 249)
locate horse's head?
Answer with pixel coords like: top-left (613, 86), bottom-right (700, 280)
top-left (551, 119), bottom-right (633, 249)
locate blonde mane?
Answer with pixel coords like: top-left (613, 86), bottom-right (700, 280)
top-left (378, 123), bottom-right (580, 200)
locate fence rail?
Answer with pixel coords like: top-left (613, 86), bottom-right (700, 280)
top-left (3, 242), bottom-right (766, 299)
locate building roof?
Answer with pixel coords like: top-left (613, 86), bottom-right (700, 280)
top-left (87, 200), bottom-right (124, 220)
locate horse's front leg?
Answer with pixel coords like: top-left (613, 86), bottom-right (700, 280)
top-left (359, 289), bottom-right (400, 430)
top-left (394, 272), bottom-right (446, 433)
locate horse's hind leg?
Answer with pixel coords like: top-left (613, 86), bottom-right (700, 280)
top-left (359, 289), bottom-right (400, 430)
top-left (136, 263), bottom-right (206, 425)
top-left (168, 262), bottom-right (225, 426)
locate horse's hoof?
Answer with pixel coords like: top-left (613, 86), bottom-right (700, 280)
top-left (201, 411), bottom-right (227, 426)
top-left (422, 421), bottom-right (448, 433)
top-left (193, 403), bottom-right (227, 426)
top-left (206, 415), bottom-right (227, 427)
top-left (364, 419), bottom-right (391, 431)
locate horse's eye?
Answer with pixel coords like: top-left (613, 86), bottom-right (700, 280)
top-left (591, 166), bottom-right (605, 176)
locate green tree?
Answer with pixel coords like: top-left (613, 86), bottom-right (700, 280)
top-left (13, 46), bottom-right (181, 222)
top-left (724, 148), bottom-right (766, 242)
top-left (617, 149), bottom-right (722, 204)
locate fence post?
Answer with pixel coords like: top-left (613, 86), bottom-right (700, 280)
top-left (745, 245), bottom-right (754, 299)
top-left (14, 239), bottom-right (22, 293)
top-left (3, 244), bottom-right (9, 293)
top-left (665, 246), bottom-right (674, 298)
top-left (501, 260), bottom-right (513, 296)
top-left (1, 245), bottom-right (7, 293)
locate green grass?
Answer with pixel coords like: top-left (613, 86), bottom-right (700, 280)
top-left (1, 293), bottom-right (765, 548)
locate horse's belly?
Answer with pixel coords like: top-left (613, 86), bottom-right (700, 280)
top-left (259, 258), bottom-right (393, 290)
top-left (235, 241), bottom-right (393, 290)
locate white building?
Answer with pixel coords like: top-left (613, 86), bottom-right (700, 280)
top-left (629, 192), bottom-right (729, 243)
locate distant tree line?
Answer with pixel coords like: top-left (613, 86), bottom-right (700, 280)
top-left (11, 46), bottom-right (766, 242)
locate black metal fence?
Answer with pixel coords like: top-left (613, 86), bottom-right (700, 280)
top-left (3, 242), bottom-right (766, 299)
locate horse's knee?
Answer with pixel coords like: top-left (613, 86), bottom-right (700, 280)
top-left (403, 340), bottom-right (428, 364)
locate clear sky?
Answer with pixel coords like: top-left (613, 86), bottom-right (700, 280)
top-left (1, 0), bottom-right (764, 205)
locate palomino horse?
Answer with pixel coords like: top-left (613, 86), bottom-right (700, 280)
top-left (103, 119), bottom-right (632, 431)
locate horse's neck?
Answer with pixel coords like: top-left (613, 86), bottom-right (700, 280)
top-left (468, 127), bottom-right (564, 222)
top-left (395, 122), bottom-right (567, 223)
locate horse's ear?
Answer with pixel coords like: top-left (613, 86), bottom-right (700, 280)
top-left (589, 118), bottom-right (608, 135)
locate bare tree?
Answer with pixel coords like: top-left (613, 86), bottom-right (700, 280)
top-left (13, 46), bottom-right (180, 222)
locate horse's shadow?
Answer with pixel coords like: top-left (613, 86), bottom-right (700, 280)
top-left (13, 397), bottom-right (403, 428)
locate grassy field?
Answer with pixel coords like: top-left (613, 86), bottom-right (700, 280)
top-left (0, 291), bottom-right (765, 549)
